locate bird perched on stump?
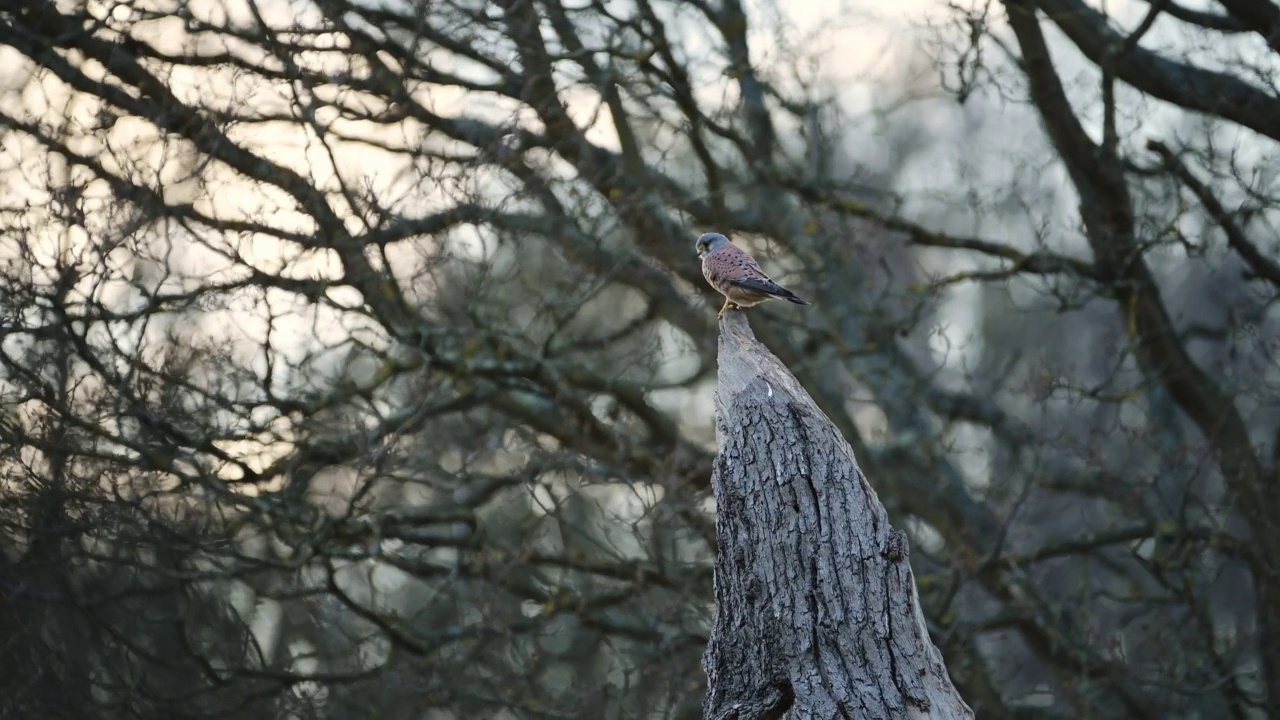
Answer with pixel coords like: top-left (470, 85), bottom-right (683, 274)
top-left (696, 232), bottom-right (811, 318)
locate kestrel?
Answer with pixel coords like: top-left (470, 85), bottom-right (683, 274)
top-left (696, 232), bottom-right (811, 318)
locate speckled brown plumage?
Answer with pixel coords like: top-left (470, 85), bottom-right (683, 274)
top-left (695, 232), bottom-right (810, 318)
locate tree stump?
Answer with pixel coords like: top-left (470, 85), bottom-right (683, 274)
top-left (703, 312), bottom-right (973, 720)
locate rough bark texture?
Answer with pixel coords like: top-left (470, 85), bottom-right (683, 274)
top-left (702, 312), bottom-right (973, 720)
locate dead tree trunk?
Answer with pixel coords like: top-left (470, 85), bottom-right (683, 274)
top-left (702, 312), bottom-right (973, 720)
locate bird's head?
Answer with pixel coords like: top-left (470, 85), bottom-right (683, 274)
top-left (695, 232), bottom-right (731, 259)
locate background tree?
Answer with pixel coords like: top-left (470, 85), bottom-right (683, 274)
top-left (1, 0), bottom-right (1278, 718)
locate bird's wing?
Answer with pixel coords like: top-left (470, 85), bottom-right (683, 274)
top-left (729, 275), bottom-right (789, 295)
top-left (706, 244), bottom-right (762, 281)
top-left (715, 246), bottom-right (792, 295)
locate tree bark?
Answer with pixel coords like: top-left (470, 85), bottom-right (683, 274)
top-left (702, 311), bottom-right (972, 720)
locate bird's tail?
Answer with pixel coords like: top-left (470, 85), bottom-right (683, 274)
top-left (775, 287), bottom-right (810, 305)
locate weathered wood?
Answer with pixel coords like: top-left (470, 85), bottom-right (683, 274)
top-left (703, 311), bottom-right (973, 720)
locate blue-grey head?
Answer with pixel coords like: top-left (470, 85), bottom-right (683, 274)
top-left (695, 232), bottom-right (731, 259)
